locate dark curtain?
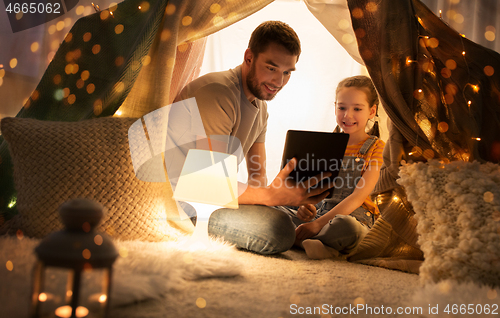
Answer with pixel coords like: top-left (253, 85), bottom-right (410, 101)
top-left (346, 0), bottom-right (500, 272)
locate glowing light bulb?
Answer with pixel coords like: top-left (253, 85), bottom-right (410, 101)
top-left (38, 293), bottom-right (48, 302)
top-left (406, 57), bottom-right (416, 65)
top-left (98, 294), bottom-right (107, 303)
top-left (462, 51), bottom-right (466, 56)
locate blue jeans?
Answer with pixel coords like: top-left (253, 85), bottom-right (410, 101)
top-left (208, 205), bottom-right (296, 255)
top-left (275, 205), bottom-right (371, 253)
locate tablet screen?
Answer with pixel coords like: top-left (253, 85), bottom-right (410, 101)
top-left (280, 130), bottom-right (349, 197)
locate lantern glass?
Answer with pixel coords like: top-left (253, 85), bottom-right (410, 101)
top-left (31, 261), bottom-right (112, 318)
top-left (30, 199), bottom-right (118, 318)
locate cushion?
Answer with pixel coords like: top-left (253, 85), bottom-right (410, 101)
top-left (398, 160), bottom-right (500, 287)
top-left (0, 117), bottom-right (191, 241)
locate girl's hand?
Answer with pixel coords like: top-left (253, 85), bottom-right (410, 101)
top-left (295, 221), bottom-right (323, 241)
top-left (297, 204), bottom-right (317, 222)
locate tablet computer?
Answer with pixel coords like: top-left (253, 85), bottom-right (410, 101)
top-left (280, 130), bottom-right (349, 197)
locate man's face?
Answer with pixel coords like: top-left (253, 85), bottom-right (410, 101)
top-left (246, 43), bottom-right (298, 101)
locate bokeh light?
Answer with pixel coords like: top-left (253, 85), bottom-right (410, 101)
top-left (338, 19), bottom-right (350, 30)
top-left (92, 44), bottom-right (101, 54)
top-left (53, 74), bottom-right (62, 85)
top-left (83, 32), bottom-right (92, 42)
top-left (351, 7), bottom-right (363, 19)
top-left (38, 293), bottom-right (47, 302)
top-left (81, 70), bottom-right (90, 81)
top-left (139, 1), bottom-right (150, 12)
top-left (9, 58), bottom-right (18, 69)
top-left (485, 31), bottom-right (495, 42)
top-left (100, 10), bottom-right (110, 20)
top-left (165, 4), bottom-right (175, 15)
top-left (183, 253), bottom-right (193, 264)
top-left (76, 5), bottom-right (85, 15)
top-left (342, 34), bottom-right (354, 44)
top-left (366, 2), bottom-right (378, 12)
top-left (31, 42), bottom-right (39, 52)
top-left (437, 122), bottom-right (449, 133)
top-left (87, 83), bottom-right (95, 94)
top-left (487, 289), bottom-right (497, 300)
top-left (428, 38), bottom-right (439, 48)
top-left (115, 24), bottom-right (124, 34)
top-left (484, 65), bottom-right (495, 76)
top-left (115, 56), bottom-right (125, 67)
top-left (65, 32), bottom-right (73, 43)
top-left (48, 25), bottom-right (56, 34)
top-left (440, 68), bottom-right (451, 78)
top-left (196, 297), bottom-right (206, 308)
top-left (67, 94), bottom-right (76, 104)
top-left (182, 16), bottom-right (192, 26)
top-left (210, 4), bottom-right (221, 14)
top-left (161, 29), bottom-right (171, 41)
top-left (445, 59), bottom-right (457, 70)
top-left (56, 21), bottom-right (65, 31)
top-left (423, 149), bottom-right (435, 160)
top-left (93, 99), bottom-right (103, 115)
top-left (94, 234), bottom-right (103, 245)
top-left (483, 191), bottom-right (494, 203)
top-left (178, 42), bottom-right (188, 52)
top-left (353, 297), bottom-right (365, 306)
top-left (82, 249), bottom-right (91, 259)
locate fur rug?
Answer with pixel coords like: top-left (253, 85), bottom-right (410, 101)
top-left (1, 234), bottom-right (499, 317)
top-left (0, 235), bottom-right (242, 317)
top-left (411, 280), bottom-right (499, 318)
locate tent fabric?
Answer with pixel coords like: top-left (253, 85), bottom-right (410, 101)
top-left (343, 0), bottom-right (500, 272)
top-left (2, 0), bottom-right (500, 272)
top-left (0, 0), bottom-right (273, 220)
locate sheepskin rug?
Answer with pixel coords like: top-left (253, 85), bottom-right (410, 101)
top-left (398, 160), bottom-right (500, 287)
top-left (0, 235), bottom-right (242, 317)
top-left (411, 279), bottom-right (499, 318)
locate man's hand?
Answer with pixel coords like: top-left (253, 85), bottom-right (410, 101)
top-left (295, 221), bottom-right (323, 242)
top-left (266, 158), bottom-right (333, 206)
top-left (297, 204), bottom-right (317, 222)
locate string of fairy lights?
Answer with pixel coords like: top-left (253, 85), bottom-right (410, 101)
top-left (402, 8), bottom-right (496, 163)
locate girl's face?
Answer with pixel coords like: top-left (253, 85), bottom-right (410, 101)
top-left (335, 87), bottom-right (376, 136)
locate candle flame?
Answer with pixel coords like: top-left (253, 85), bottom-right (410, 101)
top-left (55, 306), bottom-right (89, 318)
top-left (99, 294), bottom-right (107, 303)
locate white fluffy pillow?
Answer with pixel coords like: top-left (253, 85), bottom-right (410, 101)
top-left (398, 160), bottom-right (500, 287)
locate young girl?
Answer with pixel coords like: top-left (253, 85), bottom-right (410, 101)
top-left (277, 75), bottom-right (385, 259)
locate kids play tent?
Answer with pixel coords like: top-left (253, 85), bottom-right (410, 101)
top-left (1, 0), bottom-right (500, 273)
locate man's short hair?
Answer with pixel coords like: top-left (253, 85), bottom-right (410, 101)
top-left (248, 21), bottom-right (301, 60)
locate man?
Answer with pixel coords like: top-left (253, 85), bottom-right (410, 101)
top-left (174, 21), bottom-right (332, 254)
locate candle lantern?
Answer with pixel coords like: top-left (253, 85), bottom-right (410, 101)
top-left (30, 199), bottom-right (119, 318)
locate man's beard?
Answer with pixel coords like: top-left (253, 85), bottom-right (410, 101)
top-left (246, 62), bottom-right (279, 101)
